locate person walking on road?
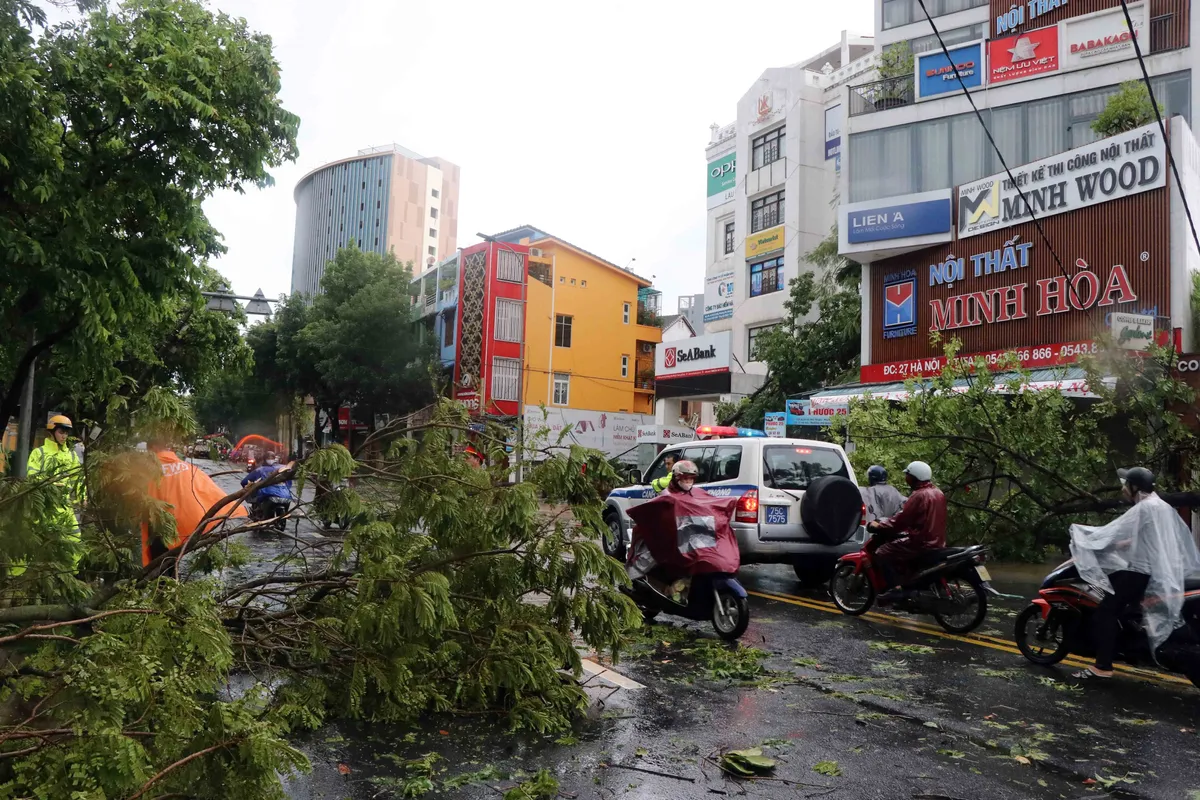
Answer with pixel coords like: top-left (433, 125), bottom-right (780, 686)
top-left (24, 415), bottom-right (86, 571)
top-left (1069, 467), bottom-right (1200, 680)
top-left (860, 465), bottom-right (905, 524)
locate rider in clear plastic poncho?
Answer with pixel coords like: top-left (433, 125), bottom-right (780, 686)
top-left (1069, 467), bottom-right (1200, 675)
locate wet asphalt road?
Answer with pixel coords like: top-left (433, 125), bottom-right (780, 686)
top-left (195, 462), bottom-right (1200, 800)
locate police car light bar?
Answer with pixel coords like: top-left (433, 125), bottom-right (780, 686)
top-left (694, 425), bottom-right (767, 440)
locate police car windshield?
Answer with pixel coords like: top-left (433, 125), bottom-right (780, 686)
top-left (763, 446), bottom-right (848, 490)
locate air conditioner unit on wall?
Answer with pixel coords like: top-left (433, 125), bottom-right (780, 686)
top-left (641, 342), bottom-right (654, 354)
top-left (529, 247), bottom-right (544, 257)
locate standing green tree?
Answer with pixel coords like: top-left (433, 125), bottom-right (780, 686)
top-left (1092, 80), bottom-right (1162, 137)
top-left (255, 247), bottom-right (437, 442)
top-left (723, 229), bottom-right (862, 428)
top-left (0, 0), bottom-right (299, 430)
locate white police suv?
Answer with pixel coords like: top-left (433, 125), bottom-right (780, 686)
top-left (602, 427), bottom-right (867, 586)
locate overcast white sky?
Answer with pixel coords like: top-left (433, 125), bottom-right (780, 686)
top-left (198, 0), bottom-right (874, 309)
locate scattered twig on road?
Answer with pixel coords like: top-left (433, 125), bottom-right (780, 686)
top-left (601, 763), bottom-right (695, 782)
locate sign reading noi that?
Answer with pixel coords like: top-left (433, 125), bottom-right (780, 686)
top-left (957, 122), bottom-right (1165, 239)
top-left (655, 331), bottom-right (733, 380)
top-left (866, 179), bottom-right (1169, 381)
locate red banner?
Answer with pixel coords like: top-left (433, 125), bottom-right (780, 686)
top-left (862, 331), bottom-right (1178, 384)
top-left (989, 25), bottom-right (1059, 84)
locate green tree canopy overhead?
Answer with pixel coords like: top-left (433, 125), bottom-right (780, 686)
top-left (0, 0), bottom-right (299, 429)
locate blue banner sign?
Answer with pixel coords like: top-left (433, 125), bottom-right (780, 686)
top-left (847, 197), bottom-right (952, 243)
top-left (916, 41), bottom-right (984, 99)
top-left (785, 400), bottom-right (833, 427)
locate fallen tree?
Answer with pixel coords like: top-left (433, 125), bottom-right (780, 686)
top-left (0, 400), bottom-right (640, 797)
top-left (837, 342), bottom-right (1200, 560)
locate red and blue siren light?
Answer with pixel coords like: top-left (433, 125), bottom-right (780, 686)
top-left (694, 425), bottom-right (767, 440)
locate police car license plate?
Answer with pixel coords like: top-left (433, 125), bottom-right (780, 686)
top-left (765, 505), bottom-right (788, 525)
top-left (975, 565), bottom-right (991, 582)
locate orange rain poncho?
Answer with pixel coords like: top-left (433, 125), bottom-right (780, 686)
top-left (142, 450), bottom-right (248, 566)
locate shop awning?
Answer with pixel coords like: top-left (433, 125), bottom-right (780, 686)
top-left (803, 368), bottom-right (1115, 410)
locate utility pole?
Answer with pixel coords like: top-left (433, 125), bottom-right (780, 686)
top-left (14, 331), bottom-right (36, 478)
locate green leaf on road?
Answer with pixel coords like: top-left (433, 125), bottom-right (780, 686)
top-left (812, 760), bottom-right (843, 777)
top-left (1115, 717), bottom-right (1157, 726)
top-left (720, 748), bottom-right (776, 776)
top-left (1076, 726), bottom-right (1099, 735)
top-left (869, 641), bottom-right (935, 655)
top-left (938, 749), bottom-right (967, 759)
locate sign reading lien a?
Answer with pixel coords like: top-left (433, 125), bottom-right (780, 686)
top-left (916, 41), bottom-right (984, 100)
top-left (957, 122), bottom-right (1165, 238)
top-left (846, 193), bottom-right (952, 244)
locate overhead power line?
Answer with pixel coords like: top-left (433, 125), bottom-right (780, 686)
top-left (913, 0), bottom-right (1090, 309)
top-left (1117, 0), bottom-right (1200, 258)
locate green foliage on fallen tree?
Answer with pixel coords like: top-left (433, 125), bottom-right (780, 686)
top-left (0, 400), bottom-right (640, 797)
top-left (837, 342), bottom-right (1197, 560)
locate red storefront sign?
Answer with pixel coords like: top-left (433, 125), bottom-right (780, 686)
top-left (988, 25), bottom-right (1059, 84)
top-left (862, 330), bottom-right (1178, 384)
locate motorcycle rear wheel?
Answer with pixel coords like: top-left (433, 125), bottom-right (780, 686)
top-left (933, 578), bottom-right (988, 634)
top-left (1015, 603), bottom-right (1069, 665)
top-left (830, 563), bottom-right (875, 616)
top-left (712, 590), bottom-right (750, 641)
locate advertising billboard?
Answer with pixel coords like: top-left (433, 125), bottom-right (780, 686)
top-left (656, 331), bottom-right (732, 380)
top-left (703, 269), bottom-right (735, 323)
top-left (957, 122), bottom-right (1166, 239)
top-left (707, 152), bottom-right (737, 209)
top-left (844, 190), bottom-right (953, 244)
top-left (916, 41), bottom-right (984, 100)
top-left (988, 25), bottom-right (1059, 85)
top-left (1061, 3), bottom-right (1146, 71)
top-left (824, 105), bottom-right (842, 161)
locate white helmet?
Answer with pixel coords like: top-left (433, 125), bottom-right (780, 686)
top-left (904, 461), bottom-right (933, 482)
top-left (672, 460), bottom-right (700, 477)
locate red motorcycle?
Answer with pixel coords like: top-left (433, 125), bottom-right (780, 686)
top-left (830, 529), bottom-right (993, 633)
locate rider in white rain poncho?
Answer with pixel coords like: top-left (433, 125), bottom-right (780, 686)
top-left (1069, 467), bottom-right (1200, 678)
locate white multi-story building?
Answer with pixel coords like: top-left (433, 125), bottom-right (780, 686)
top-left (837, 0), bottom-right (1197, 386)
top-left (703, 31), bottom-right (876, 373)
top-left (840, 0), bottom-right (1193, 260)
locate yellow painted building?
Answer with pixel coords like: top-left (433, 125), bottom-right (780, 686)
top-left (513, 234), bottom-right (661, 416)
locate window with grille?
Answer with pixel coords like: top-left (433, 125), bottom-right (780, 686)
top-left (491, 357), bottom-right (520, 402)
top-left (494, 298), bottom-right (523, 343)
top-left (497, 249), bottom-right (525, 283)
top-left (750, 256), bottom-right (785, 298)
top-left (555, 314), bottom-right (572, 347)
top-left (751, 191), bottom-right (784, 233)
top-left (621, 355), bottom-right (629, 378)
top-left (723, 221), bottom-right (735, 254)
top-left (553, 373), bottom-right (570, 405)
top-left (748, 323), bottom-right (779, 360)
top-left (752, 126), bottom-right (785, 170)
top-left (622, 303), bottom-right (630, 324)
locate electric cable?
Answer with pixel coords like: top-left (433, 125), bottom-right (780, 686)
top-left (1117, 0), bottom-right (1200, 257)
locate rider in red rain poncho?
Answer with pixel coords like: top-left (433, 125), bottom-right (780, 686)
top-left (866, 460), bottom-right (947, 602)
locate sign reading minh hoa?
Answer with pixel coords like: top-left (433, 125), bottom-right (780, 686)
top-left (957, 122), bottom-right (1165, 239)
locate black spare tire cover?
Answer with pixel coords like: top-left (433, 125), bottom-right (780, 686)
top-left (800, 476), bottom-right (862, 546)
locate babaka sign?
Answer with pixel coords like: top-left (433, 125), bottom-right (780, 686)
top-left (957, 122), bottom-right (1165, 238)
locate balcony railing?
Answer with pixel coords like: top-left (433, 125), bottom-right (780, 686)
top-left (849, 74), bottom-right (915, 117)
top-left (1150, 10), bottom-right (1189, 54)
